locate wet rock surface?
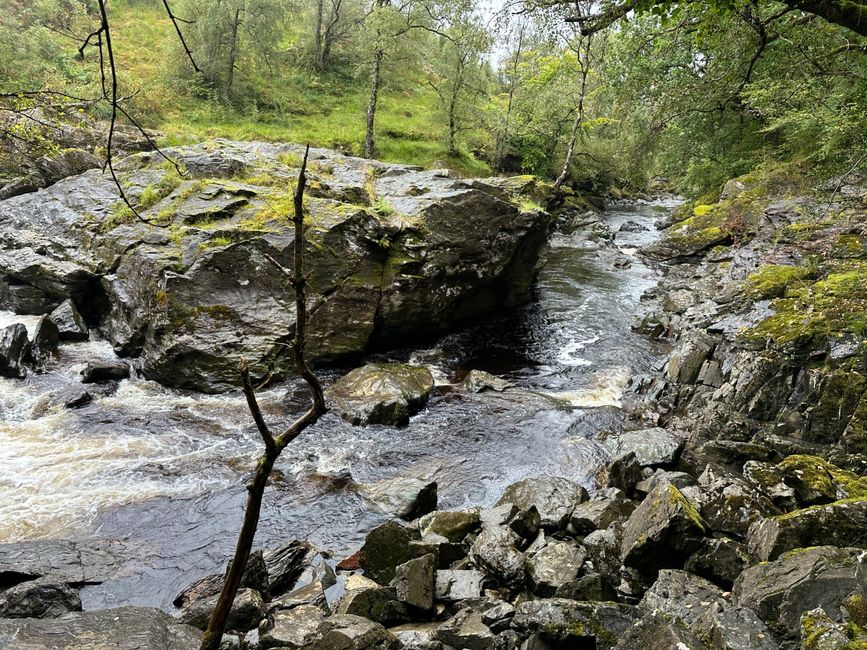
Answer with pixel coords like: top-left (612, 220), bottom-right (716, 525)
top-left (0, 140), bottom-right (551, 393)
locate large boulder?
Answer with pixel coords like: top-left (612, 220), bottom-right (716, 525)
top-left (732, 546), bottom-right (867, 636)
top-left (328, 364), bottom-right (435, 426)
top-left (357, 521), bottom-right (423, 586)
top-left (180, 587), bottom-right (266, 631)
top-left (747, 498), bottom-right (867, 561)
top-left (602, 428), bottom-right (684, 467)
top-left (511, 599), bottom-right (638, 649)
top-left (0, 607), bottom-right (202, 649)
top-left (469, 525), bottom-right (526, 588)
top-left (0, 141), bottom-right (550, 393)
top-left (495, 476), bottom-right (589, 530)
top-left (620, 484), bottom-right (708, 574)
top-left (526, 540), bottom-right (587, 597)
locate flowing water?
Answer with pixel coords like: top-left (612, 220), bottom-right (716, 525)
top-left (0, 199), bottom-right (677, 610)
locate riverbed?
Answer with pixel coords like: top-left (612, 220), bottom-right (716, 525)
top-left (0, 199), bottom-right (677, 610)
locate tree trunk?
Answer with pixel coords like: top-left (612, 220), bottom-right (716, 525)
top-left (313, 0), bottom-right (324, 71)
top-left (199, 147), bottom-right (325, 650)
top-left (364, 45), bottom-right (383, 159)
top-left (225, 6), bottom-right (241, 99)
top-left (554, 36), bottom-right (592, 189)
top-left (446, 61), bottom-right (464, 157)
top-left (493, 22), bottom-right (525, 173)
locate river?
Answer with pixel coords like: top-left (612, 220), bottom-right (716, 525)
top-left (0, 198), bottom-right (677, 610)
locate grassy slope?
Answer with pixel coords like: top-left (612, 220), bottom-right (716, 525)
top-left (109, 1), bottom-right (489, 176)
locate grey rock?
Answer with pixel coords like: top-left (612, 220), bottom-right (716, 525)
top-left (389, 622), bottom-right (442, 650)
top-left (328, 363), bottom-right (435, 426)
top-left (598, 451), bottom-right (642, 493)
top-left (512, 599), bottom-right (638, 649)
top-left (264, 540), bottom-right (317, 597)
top-left (569, 488), bottom-right (635, 534)
top-left (747, 499), bottom-right (867, 561)
top-left (479, 502), bottom-right (541, 540)
top-left (436, 609), bottom-right (497, 650)
top-left (361, 477), bottom-right (438, 520)
top-left (50, 299), bottom-right (89, 341)
top-left (798, 607), bottom-right (858, 650)
top-left (359, 520), bottom-right (423, 585)
top-left (307, 613), bottom-right (402, 649)
top-left (0, 323), bottom-right (30, 378)
top-left (620, 484), bottom-right (708, 574)
top-left (0, 578), bottom-right (81, 618)
top-left (481, 601), bottom-right (515, 633)
top-left (603, 427), bottom-right (684, 467)
top-left (180, 587), bottom-right (266, 632)
top-left (435, 570), bottom-right (485, 601)
top-left (0, 606), bottom-right (202, 649)
top-left (81, 359), bottom-right (130, 383)
top-left (634, 469), bottom-right (696, 496)
top-left (391, 553), bottom-right (435, 610)
top-left (0, 538), bottom-right (125, 584)
top-left (666, 332), bottom-right (716, 384)
top-left (553, 573), bottom-right (619, 601)
top-left (259, 604), bottom-right (324, 649)
top-left (418, 510), bottom-right (480, 542)
top-left (691, 466), bottom-right (781, 539)
top-left (463, 370), bottom-right (514, 393)
top-left (732, 546), bottom-right (867, 635)
top-left (470, 525), bottom-right (526, 587)
top-left (526, 541), bottom-right (587, 597)
top-left (496, 476), bottom-right (589, 530)
top-left (698, 603), bottom-right (780, 650)
top-left (583, 524), bottom-right (623, 587)
top-left (684, 537), bottom-right (749, 589)
top-left (29, 315), bottom-right (59, 368)
top-left (639, 569), bottom-right (726, 628)
top-left (614, 610), bottom-right (705, 650)
top-left (335, 585), bottom-right (407, 625)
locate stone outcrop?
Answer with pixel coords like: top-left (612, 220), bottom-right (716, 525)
top-left (0, 140), bottom-right (551, 392)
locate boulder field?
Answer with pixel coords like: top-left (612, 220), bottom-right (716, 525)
top-left (0, 140), bottom-right (552, 392)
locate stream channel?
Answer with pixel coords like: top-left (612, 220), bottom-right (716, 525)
top-left (0, 198), bottom-right (678, 610)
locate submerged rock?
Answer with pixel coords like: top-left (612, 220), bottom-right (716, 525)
top-left (360, 477), bottom-right (438, 520)
top-left (328, 363), bottom-right (435, 426)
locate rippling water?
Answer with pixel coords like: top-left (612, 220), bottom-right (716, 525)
top-left (0, 199), bottom-right (677, 609)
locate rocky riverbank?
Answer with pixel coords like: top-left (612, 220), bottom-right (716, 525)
top-left (1, 160), bottom-right (864, 649)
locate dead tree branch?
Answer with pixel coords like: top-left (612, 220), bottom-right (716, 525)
top-left (199, 145), bottom-right (327, 650)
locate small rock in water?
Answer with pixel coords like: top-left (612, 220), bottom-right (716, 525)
top-left (0, 323), bottom-right (30, 378)
top-left (327, 363), bottom-right (435, 426)
top-left (619, 220), bottom-right (649, 233)
top-left (360, 477), bottom-right (437, 520)
top-left (81, 360), bottom-right (130, 383)
top-left (462, 369), bottom-right (514, 393)
top-left (30, 315), bottom-right (59, 369)
top-left (50, 299), bottom-right (89, 341)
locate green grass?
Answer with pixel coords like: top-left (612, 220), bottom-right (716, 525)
top-left (108, 0), bottom-right (491, 176)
